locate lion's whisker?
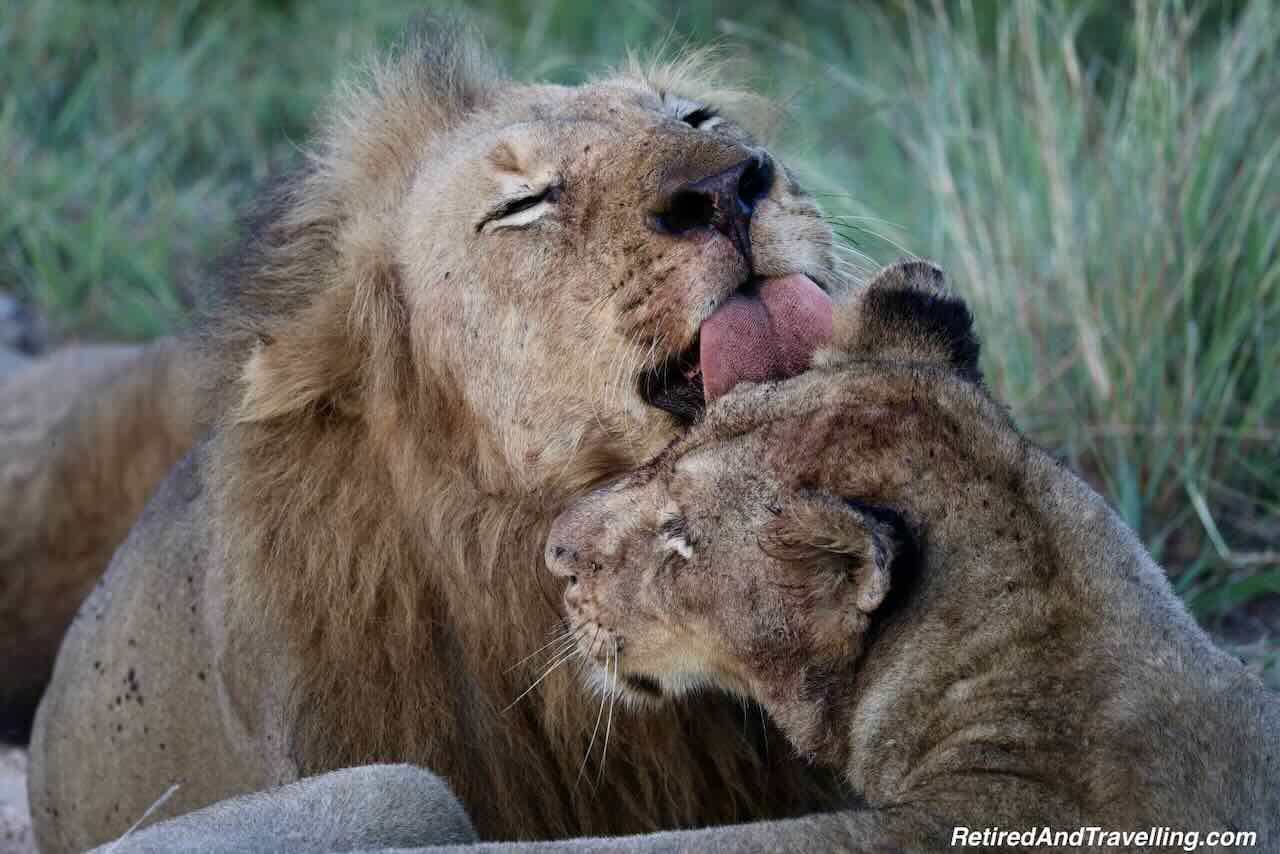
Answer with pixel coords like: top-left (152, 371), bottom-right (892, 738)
top-left (602, 333), bottom-right (649, 454)
top-left (606, 334), bottom-right (640, 416)
top-left (614, 334), bottom-right (654, 451)
top-left (831, 245), bottom-right (879, 267)
top-left (822, 213), bottom-right (904, 226)
top-left (578, 288), bottom-right (627, 438)
top-left (608, 330), bottom-right (660, 451)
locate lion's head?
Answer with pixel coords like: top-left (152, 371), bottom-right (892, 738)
top-left (209, 22), bottom-right (842, 503)
top-left (198, 20), bottom-right (851, 835)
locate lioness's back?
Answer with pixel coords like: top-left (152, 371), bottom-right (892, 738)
top-left (1, 341), bottom-right (200, 740)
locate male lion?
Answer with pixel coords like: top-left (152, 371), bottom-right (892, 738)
top-left (538, 261), bottom-right (1280, 850)
top-left (29, 21), bottom-right (851, 853)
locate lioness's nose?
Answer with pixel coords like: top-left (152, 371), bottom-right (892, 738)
top-left (652, 154), bottom-right (775, 264)
top-left (546, 542), bottom-right (579, 581)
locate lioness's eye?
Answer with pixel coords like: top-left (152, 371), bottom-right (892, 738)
top-left (479, 184), bottom-right (562, 233)
top-left (681, 107), bottom-right (720, 130)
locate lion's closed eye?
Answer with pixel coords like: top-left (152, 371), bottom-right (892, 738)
top-left (478, 183), bottom-right (562, 233)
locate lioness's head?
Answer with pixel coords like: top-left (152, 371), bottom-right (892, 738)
top-left (546, 466), bottom-right (895, 705)
top-left (212, 20), bottom-right (841, 501)
top-left (542, 408), bottom-right (901, 769)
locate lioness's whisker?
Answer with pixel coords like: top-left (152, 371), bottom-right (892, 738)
top-left (574, 628), bottom-right (607, 790)
top-left (534, 627), bottom-right (584, 659)
top-left (503, 642), bottom-right (581, 713)
top-left (506, 627), bottom-right (575, 674)
top-left (525, 630), bottom-right (579, 665)
top-left (541, 623), bottom-right (595, 673)
top-left (596, 641), bottom-right (619, 786)
top-left (758, 699), bottom-right (769, 761)
top-left (503, 648), bottom-right (578, 713)
top-left (571, 628), bottom-right (600, 681)
top-left (529, 636), bottom-right (580, 673)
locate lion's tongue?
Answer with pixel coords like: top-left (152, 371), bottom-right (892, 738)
top-left (699, 273), bottom-right (834, 402)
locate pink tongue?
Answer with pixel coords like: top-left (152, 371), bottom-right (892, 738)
top-left (699, 273), bottom-right (834, 402)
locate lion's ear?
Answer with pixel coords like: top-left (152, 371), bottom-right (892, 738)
top-left (406, 14), bottom-right (502, 118)
top-left (831, 260), bottom-right (982, 382)
top-left (760, 494), bottom-right (894, 615)
top-left (234, 288), bottom-right (363, 424)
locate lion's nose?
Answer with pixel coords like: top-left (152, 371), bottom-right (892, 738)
top-left (652, 153), bottom-right (775, 264)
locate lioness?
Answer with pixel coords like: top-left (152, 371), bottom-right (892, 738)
top-left (0, 341), bottom-right (199, 742)
top-left (29, 20), bottom-right (852, 853)
top-left (539, 262), bottom-right (1280, 850)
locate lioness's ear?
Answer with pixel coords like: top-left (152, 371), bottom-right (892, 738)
top-left (831, 260), bottom-right (982, 382)
top-left (760, 494), bottom-right (894, 615)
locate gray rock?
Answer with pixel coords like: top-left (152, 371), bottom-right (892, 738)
top-left (0, 294), bottom-right (44, 356)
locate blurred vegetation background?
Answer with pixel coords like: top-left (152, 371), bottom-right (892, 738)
top-left (2, 0), bottom-right (1276, 676)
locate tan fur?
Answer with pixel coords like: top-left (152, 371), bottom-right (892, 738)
top-left (29, 22), bottom-right (850, 853)
top-left (81, 262), bottom-right (1280, 853)
top-left (0, 341), bottom-right (200, 740)
top-left (547, 471), bottom-right (895, 768)
top-left (542, 262), bottom-right (1280, 850)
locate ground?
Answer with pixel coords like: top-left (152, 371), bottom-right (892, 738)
top-left (0, 749), bottom-right (32, 854)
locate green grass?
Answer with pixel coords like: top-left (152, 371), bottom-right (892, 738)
top-left (3, 1), bottom-right (1277, 672)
